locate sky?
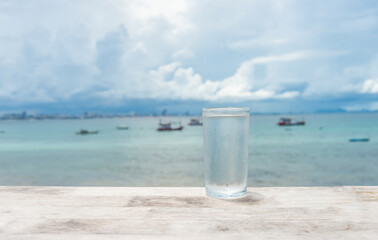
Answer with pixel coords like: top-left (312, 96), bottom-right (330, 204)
top-left (0, 0), bottom-right (378, 115)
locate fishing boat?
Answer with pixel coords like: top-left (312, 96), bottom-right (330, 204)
top-left (117, 126), bottom-right (129, 130)
top-left (76, 129), bottom-right (99, 135)
top-left (349, 138), bottom-right (369, 142)
top-left (188, 118), bottom-right (203, 126)
top-left (277, 118), bottom-right (305, 126)
top-left (157, 122), bottom-right (183, 131)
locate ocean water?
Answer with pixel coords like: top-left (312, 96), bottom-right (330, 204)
top-left (0, 113), bottom-right (377, 186)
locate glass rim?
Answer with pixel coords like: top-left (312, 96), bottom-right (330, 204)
top-left (202, 107), bottom-right (249, 112)
top-left (202, 107), bottom-right (250, 116)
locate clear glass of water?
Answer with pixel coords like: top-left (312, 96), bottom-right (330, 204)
top-left (202, 107), bottom-right (250, 199)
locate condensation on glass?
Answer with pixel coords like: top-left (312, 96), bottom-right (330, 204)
top-left (202, 107), bottom-right (250, 199)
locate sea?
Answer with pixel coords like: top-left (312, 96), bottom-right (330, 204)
top-left (0, 113), bottom-right (377, 186)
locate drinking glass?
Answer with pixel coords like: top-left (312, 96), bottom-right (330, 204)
top-left (202, 107), bottom-right (250, 199)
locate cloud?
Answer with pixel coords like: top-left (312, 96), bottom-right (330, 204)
top-left (229, 37), bottom-right (290, 49)
top-left (172, 48), bottom-right (194, 59)
top-left (131, 51), bottom-right (307, 101)
top-left (94, 50), bottom-right (306, 102)
top-left (361, 79), bottom-right (378, 93)
top-left (250, 51), bottom-right (313, 64)
top-left (0, 0), bottom-right (378, 112)
top-left (343, 101), bottom-right (378, 112)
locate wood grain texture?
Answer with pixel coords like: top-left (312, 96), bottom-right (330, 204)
top-left (0, 186), bottom-right (377, 239)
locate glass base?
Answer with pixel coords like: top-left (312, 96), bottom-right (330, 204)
top-left (206, 189), bottom-right (246, 199)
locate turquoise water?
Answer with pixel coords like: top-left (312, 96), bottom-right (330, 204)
top-left (0, 113), bottom-right (377, 186)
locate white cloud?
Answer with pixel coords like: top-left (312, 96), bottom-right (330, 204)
top-left (361, 79), bottom-right (378, 93)
top-left (131, 51), bottom-right (307, 101)
top-left (0, 0), bottom-right (377, 110)
top-left (95, 51), bottom-right (306, 102)
top-left (172, 48), bottom-right (194, 59)
top-left (229, 37), bottom-right (289, 49)
top-left (250, 51), bottom-right (312, 64)
top-left (131, 42), bottom-right (147, 53)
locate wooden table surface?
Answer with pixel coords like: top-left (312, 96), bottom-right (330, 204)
top-left (0, 186), bottom-right (377, 239)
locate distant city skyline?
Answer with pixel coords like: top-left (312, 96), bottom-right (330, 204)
top-left (1, 0), bottom-right (378, 113)
top-left (1, 105), bottom-right (378, 121)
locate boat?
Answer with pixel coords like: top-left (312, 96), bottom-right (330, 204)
top-left (117, 126), bottom-right (129, 130)
top-left (349, 138), bottom-right (369, 142)
top-left (157, 122), bottom-right (183, 131)
top-left (76, 129), bottom-right (99, 135)
top-left (188, 118), bottom-right (203, 126)
top-left (277, 118), bottom-right (305, 126)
